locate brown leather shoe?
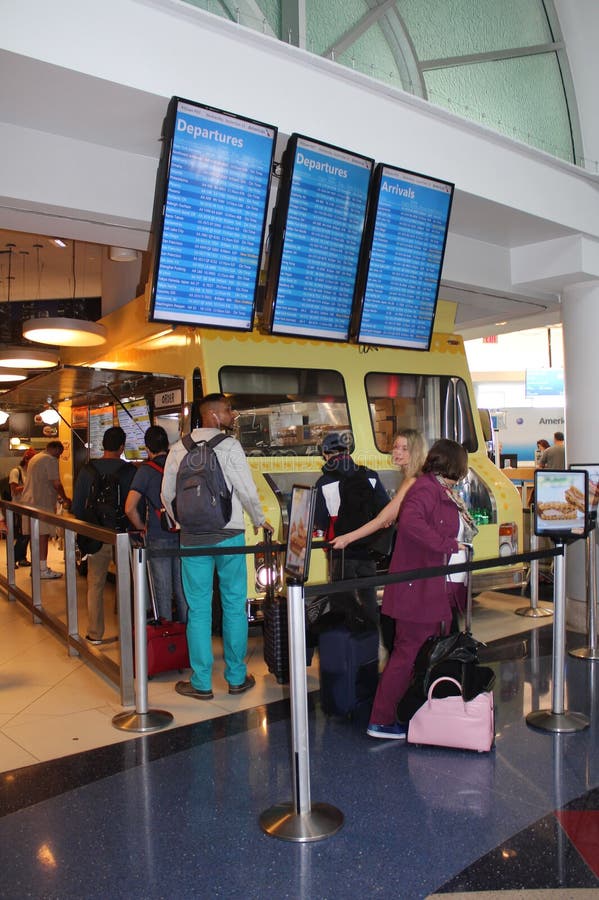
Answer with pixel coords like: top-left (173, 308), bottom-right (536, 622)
top-left (175, 681), bottom-right (214, 700)
top-left (228, 674), bottom-right (256, 695)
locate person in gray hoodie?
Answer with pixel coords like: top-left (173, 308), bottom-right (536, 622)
top-left (162, 393), bottom-right (272, 701)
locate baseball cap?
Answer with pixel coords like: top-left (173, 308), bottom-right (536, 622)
top-left (321, 432), bottom-right (353, 455)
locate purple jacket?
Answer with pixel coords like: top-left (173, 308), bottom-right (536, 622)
top-left (381, 472), bottom-right (463, 624)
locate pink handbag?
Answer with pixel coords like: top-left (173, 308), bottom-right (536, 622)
top-left (407, 676), bottom-right (494, 753)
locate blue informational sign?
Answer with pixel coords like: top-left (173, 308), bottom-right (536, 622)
top-left (357, 166), bottom-right (453, 349)
top-left (269, 136), bottom-right (372, 341)
top-left (151, 99), bottom-right (276, 330)
top-left (525, 368), bottom-right (564, 398)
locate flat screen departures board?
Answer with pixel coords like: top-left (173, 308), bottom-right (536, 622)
top-left (265, 135), bottom-right (373, 341)
top-left (354, 165), bottom-right (454, 350)
top-left (150, 97), bottom-right (276, 331)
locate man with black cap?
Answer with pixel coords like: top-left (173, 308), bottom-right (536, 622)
top-left (314, 431), bottom-right (388, 626)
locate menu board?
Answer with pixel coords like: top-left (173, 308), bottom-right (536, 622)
top-left (355, 164), bottom-right (454, 350)
top-left (89, 406), bottom-right (115, 459)
top-left (117, 400), bottom-right (151, 460)
top-left (150, 97), bottom-right (276, 331)
top-left (267, 135), bottom-right (373, 341)
top-left (284, 485), bottom-right (316, 583)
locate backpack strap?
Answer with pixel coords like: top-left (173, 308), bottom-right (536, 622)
top-left (182, 432), bottom-right (231, 451)
top-left (144, 459), bottom-right (164, 475)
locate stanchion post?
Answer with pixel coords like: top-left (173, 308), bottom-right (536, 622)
top-left (569, 532), bottom-right (599, 660)
top-left (516, 508), bottom-right (552, 618)
top-left (112, 542), bottom-right (173, 733)
top-left (527, 542), bottom-right (589, 733)
top-left (259, 580), bottom-right (344, 842)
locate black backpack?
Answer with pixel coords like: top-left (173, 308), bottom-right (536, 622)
top-left (82, 461), bottom-right (131, 532)
top-left (0, 475), bottom-right (11, 502)
top-left (174, 433), bottom-right (233, 533)
top-left (334, 466), bottom-right (388, 551)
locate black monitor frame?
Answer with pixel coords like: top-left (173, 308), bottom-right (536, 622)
top-left (263, 133), bottom-right (373, 342)
top-left (534, 468), bottom-right (589, 540)
top-left (351, 162), bottom-right (454, 350)
top-left (284, 484), bottom-right (316, 583)
top-left (500, 453), bottom-right (518, 469)
top-left (149, 96), bottom-right (277, 333)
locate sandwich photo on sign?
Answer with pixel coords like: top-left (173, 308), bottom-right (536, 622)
top-left (284, 485), bottom-right (316, 583)
top-left (569, 464), bottom-right (599, 523)
top-left (534, 469), bottom-right (589, 539)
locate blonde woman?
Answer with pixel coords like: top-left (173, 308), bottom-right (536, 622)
top-left (329, 428), bottom-right (427, 553)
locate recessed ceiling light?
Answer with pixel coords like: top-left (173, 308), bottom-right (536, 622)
top-left (51, 238), bottom-right (67, 248)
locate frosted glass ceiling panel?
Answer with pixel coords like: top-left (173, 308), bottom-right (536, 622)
top-left (399, 0), bottom-right (552, 58)
top-left (306, 0), bottom-right (367, 55)
top-left (424, 53), bottom-right (574, 162)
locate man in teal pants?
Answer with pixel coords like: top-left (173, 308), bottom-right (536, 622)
top-left (162, 394), bottom-right (273, 699)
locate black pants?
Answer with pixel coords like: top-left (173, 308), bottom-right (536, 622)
top-left (330, 555), bottom-right (379, 627)
top-left (14, 517), bottom-right (29, 563)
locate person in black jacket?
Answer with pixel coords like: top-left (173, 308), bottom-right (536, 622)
top-left (314, 432), bottom-right (389, 626)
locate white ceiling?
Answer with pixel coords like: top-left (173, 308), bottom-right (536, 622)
top-left (0, 45), bottom-right (584, 337)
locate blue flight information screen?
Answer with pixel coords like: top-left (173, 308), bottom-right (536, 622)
top-left (271, 137), bottom-right (372, 340)
top-left (358, 166), bottom-right (453, 349)
top-left (152, 100), bottom-right (276, 330)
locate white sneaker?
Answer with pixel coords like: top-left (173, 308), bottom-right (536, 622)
top-left (40, 568), bottom-right (63, 579)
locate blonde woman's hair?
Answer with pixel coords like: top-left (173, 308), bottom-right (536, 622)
top-left (393, 429), bottom-right (428, 479)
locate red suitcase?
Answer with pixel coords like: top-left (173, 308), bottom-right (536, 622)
top-left (133, 537), bottom-right (190, 677)
top-left (145, 618), bottom-right (189, 678)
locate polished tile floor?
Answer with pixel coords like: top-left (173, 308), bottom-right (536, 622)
top-left (3, 543), bottom-right (599, 898)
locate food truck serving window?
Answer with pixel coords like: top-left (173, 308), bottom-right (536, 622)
top-left (220, 366), bottom-right (349, 456)
top-left (365, 372), bottom-right (478, 454)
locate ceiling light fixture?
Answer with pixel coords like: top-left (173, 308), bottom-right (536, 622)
top-left (22, 317), bottom-right (107, 347)
top-left (51, 238), bottom-right (67, 248)
top-left (0, 368), bottom-right (27, 383)
top-left (0, 348), bottom-right (59, 369)
top-left (39, 407), bottom-right (60, 425)
top-left (109, 246), bottom-right (139, 262)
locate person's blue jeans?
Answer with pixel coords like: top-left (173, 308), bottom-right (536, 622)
top-left (181, 533), bottom-right (248, 691)
top-left (147, 535), bottom-right (188, 623)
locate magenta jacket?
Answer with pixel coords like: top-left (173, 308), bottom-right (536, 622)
top-left (381, 471), bottom-right (464, 624)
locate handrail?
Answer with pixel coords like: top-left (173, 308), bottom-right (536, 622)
top-left (0, 499), bottom-right (134, 706)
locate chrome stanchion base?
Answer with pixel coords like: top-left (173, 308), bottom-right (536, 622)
top-left (526, 709), bottom-right (589, 733)
top-left (569, 646), bottom-right (599, 660)
top-left (112, 710), bottom-right (174, 733)
top-left (515, 606), bottom-right (553, 617)
top-left (259, 801), bottom-right (344, 842)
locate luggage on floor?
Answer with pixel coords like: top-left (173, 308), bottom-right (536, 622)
top-left (397, 545), bottom-right (495, 722)
top-left (407, 675), bottom-right (495, 752)
top-left (132, 537), bottom-right (190, 678)
top-left (318, 626), bottom-right (379, 717)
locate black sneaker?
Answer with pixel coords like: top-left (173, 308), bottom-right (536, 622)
top-left (85, 635), bottom-right (118, 645)
top-left (16, 560), bottom-right (31, 568)
top-left (228, 674), bottom-right (256, 695)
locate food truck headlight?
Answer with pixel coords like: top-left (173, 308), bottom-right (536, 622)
top-left (255, 562), bottom-right (281, 592)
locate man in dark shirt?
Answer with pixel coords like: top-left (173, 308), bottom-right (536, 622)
top-left (314, 432), bottom-right (389, 626)
top-left (72, 426), bottom-right (136, 645)
top-left (125, 425), bottom-right (187, 622)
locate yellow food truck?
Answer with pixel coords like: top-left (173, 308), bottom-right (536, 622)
top-left (62, 294), bottom-right (523, 608)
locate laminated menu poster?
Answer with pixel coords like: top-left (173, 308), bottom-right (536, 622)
top-left (569, 464), bottom-right (599, 525)
top-left (117, 400), bottom-right (151, 460)
top-left (284, 485), bottom-right (316, 583)
top-left (534, 469), bottom-right (589, 539)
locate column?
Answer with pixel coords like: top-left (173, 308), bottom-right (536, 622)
top-left (562, 280), bottom-right (599, 630)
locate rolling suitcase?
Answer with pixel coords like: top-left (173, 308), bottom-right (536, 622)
top-left (133, 537), bottom-right (190, 678)
top-left (318, 625), bottom-right (379, 717)
top-left (316, 547), bottom-right (379, 716)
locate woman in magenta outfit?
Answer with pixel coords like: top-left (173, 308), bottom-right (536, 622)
top-left (367, 439), bottom-right (475, 740)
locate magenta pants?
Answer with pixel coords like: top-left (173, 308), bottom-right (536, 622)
top-left (369, 615), bottom-right (453, 726)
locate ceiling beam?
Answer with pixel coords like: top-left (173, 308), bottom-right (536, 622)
top-left (420, 42), bottom-right (564, 71)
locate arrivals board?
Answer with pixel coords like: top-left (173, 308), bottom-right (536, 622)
top-left (355, 165), bottom-right (454, 350)
top-left (150, 97), bottom-right (276, 331)
top-left (266, 135), bottom-right (373, 341)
